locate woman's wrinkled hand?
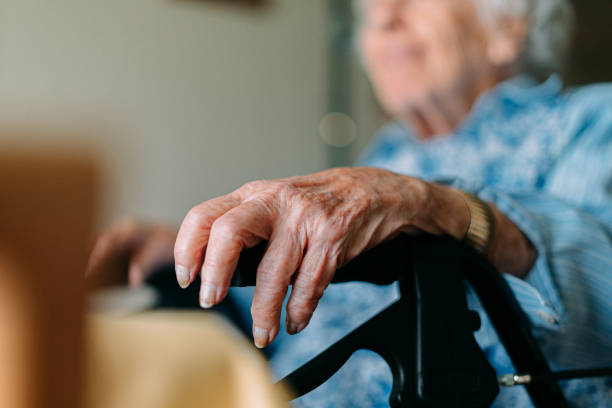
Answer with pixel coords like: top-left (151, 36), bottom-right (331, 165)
top-left (86, 218), bottom-right (176, 289)
top-left (174, 167), bottom-right (462, 348)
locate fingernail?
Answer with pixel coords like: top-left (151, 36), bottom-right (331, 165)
top-left (199, 282), bottom-right (217, 309)
top-left (253, 326), bottom-right (269, 349)
top-left (287, 321), bottom-right (305, 335)
top-left (176, 265), bottom-right (190, 289)
top-left (286, 321), bottom-right (298, 335)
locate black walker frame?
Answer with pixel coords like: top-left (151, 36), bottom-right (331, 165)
top-left (231, 234), bottom-right (569, 407)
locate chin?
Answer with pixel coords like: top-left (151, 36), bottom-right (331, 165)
top-left (380, 86), bottom-right (431, 116)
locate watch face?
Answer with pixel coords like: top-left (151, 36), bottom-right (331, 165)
top-left (459, 192), bottom-right (493, 254)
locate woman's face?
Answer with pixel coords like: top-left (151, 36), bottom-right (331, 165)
top-left (360, 0), bottom-right (496, 116)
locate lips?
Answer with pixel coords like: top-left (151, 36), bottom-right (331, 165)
top-left (385, 44), bottom-right (425, 60)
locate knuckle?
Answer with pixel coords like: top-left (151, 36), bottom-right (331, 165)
top-left (184, 205), bottom-right (210, 227)
top-left (240, 180), bottom-right (290, 204)
top-left (241, 180), bottom-right (257, 192)
top-left (260, 268), bottom-right (292, 288)
top-left (210, 216), bottom-right (240, 239)
top-left (251, 302), bottom-right (279, 321)
top-left (251, 280), bottom-right (290, 319)
top-left (302, 267), bottom-right (324, 288)
top-left (250, 302), bottom-right (268, 316)
top-left (240, 179), bottom-right (268, 196)
top-left (256, 182), bottom-right (290, 205)
top-left (292, 280), bottom-right (325, 306)
top-left (296, 254), bottom-right (320, 279)
top-left (185, 195), bottom-right (236, 228)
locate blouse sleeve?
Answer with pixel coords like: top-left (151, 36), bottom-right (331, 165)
top-left (449, 87), bottom-right (612, 355)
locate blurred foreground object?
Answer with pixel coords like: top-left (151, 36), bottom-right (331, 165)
top-left (0, 146), bottom-right (286, 407)
top-left (85, 311), bottom-right (290, 408)
top-left (0, 147), bottom-right (98, 408)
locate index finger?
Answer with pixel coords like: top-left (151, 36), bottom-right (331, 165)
top-left (198, 199), bottom-right (275, 308)
top-left (174, 194), bottom-right (240, 288)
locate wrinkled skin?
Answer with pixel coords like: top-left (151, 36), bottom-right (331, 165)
top-left (173, 168), bottom-right (442, 346)
top-left (87, 165), bottom-right (535, 348)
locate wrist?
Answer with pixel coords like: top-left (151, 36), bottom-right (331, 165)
top-left (400, 180), bottom-right (470, 240)
top-left (433, 185), bottom-right (472, 240)
top-left (398, 177), bottom-right (536, 278)
top-left (487, 207), bottom-right (537, 278)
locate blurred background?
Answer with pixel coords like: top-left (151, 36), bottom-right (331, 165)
top-left (0, 0), bottom-right (609, 227)
top-left (0, 0), bottom-right (371, 227)
top-left (0, 1), bottom-right (610, 407)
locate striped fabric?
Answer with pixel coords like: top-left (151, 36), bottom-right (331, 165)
top-left (237, 75), bottom-right (612, 407)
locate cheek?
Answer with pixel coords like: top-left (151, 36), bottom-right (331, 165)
top-left (422, 4), bottom-right (490, 86)
top-left (362, 36), bottom-right (432, 111)
top-left (422, 32), bottom-right (466, 90)
top-left (415, 12), bottom-right (470, 88)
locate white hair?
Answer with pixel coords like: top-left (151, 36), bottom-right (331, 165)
top-left (474, 0), bottom-right (575, 76)
top-left (353, 0), bottom-right (575, 76)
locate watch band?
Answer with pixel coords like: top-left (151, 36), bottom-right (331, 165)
top-left (457, 191), bottom-right (495, 254)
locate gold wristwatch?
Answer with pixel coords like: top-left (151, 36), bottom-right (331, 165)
top-left (457, 191), bottom-right (495, 254)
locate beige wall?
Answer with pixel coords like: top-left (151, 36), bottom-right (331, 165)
top-left (0, 0), bottom-right (330, 226)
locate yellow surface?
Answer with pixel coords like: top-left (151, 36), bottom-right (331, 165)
top-left (85, 311), bottom-right (290, 408)
top-left (0, 251), bottom-right (35, 408)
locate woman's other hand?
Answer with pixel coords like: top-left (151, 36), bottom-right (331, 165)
top-left (86, 218), bottom-right (176, 289)
top-left (174, 167), bottom-right (471, 348)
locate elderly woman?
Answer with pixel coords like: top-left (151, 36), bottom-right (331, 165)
top-left (89, 0), bottom-right (612, 406)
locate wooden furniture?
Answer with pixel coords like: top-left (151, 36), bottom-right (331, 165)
top-left (0, 148), bottom-right (98, 408)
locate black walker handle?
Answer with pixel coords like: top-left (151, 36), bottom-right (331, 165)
top-left (231, 234), bottom-right (569, 408)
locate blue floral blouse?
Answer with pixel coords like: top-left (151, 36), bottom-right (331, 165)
top-left (233, 75), bottom-right (612, 407)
